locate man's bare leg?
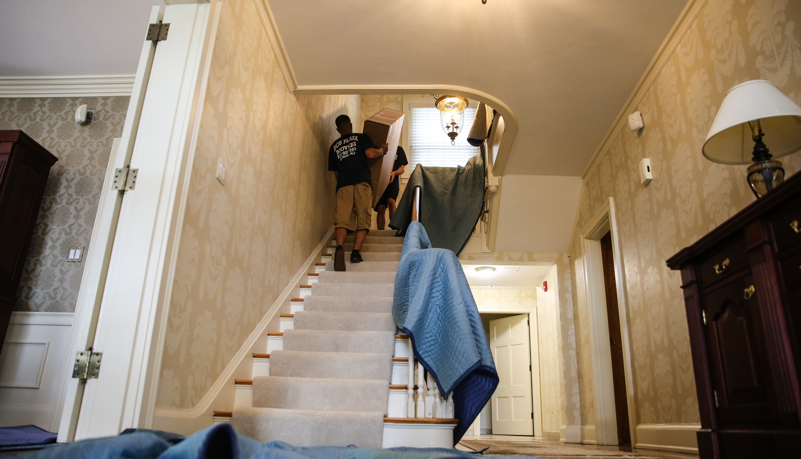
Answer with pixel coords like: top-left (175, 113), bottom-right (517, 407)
top-left (376, 205), bottom-right (387, 230)
top-left (336, 227), bottom-right (348, 247)
top-left (353, 229), bottom-right (368, 250)
top-left (388, 198), bottom-right (397, 221)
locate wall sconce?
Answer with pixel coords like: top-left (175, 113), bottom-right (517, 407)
top-left (703, 80), bottom-right (801, 198)
top-left (435, 95), bottom-right (469, 145)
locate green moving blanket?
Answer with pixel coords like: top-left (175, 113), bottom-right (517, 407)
top-left (388, 151), bottom-right (484, 255)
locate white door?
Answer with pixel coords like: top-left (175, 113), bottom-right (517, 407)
top-left (57, 2), bottom-right (214, 441)
top-left (490, 314), bottom-right (534, 435)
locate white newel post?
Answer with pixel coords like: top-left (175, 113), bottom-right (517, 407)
top-left (407, 341), bottom-right (414, 418)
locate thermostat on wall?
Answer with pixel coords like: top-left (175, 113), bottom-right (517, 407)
top-left (628, 111), bottom-right (644, 131)
top-left (639, 158), bottom-right (652, 185)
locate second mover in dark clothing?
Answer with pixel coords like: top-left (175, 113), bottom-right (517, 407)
top-left (328, 133), bottom-right (376, 190)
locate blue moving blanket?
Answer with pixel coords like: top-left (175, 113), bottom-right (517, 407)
top-left (392, 222), bottom-right (499, 444)
top-left (15, 424), bottom-right (545, 458)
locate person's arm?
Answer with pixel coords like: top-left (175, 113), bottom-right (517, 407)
top-left (366, 143), bottom-right (388, 159)
top-left (389, 164), bottom-right (405, 183)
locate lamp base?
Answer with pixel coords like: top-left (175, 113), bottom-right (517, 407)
top-left (747, 159), bottom-right (785, 198)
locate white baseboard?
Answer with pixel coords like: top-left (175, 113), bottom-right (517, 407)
top-left (635, 424), bottom-right (699, 454)
top-left (541, 430), bottom-right (560, 440)
top-left (0, 75), bottom-right (135, 98)
top-left (151, 227), bottom-right (335, 434)
top-left (581, 424), bottom-right (596, 444)
top-left (561, 424), bottom-right (581, 443)
top-left (0, 312), bottom-right (74, 432)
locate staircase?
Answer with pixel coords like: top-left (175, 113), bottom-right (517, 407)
top-left (212, 230), bottom-right (457, 448)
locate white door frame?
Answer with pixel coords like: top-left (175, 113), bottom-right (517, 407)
top-left (579, 197), bottom-right (637, 446)
top-left (57, 2), bottom-right (217, 441)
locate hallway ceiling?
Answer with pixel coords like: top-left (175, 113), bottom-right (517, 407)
top-left (462, 264), bottom-right (552, 288)
top-left (270, 0), bottom-right (689, 176)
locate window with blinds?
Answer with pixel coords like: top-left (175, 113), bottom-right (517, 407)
top-left (407, 106), bottom-right (480, 172)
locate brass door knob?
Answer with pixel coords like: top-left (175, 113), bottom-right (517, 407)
top-left (791, 220), bottom-right (799, 234)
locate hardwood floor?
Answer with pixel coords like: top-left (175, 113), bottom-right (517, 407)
top-left (457, 435), bottom-right (699, 458)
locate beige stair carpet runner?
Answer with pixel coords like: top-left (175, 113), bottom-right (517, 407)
top-left (232, 230), bottom-right (402, 448)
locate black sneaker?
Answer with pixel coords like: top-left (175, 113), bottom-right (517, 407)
top-left (334, 245), bottom-right (346, 271)
top-left (350, 249), bottom-right (363, 264)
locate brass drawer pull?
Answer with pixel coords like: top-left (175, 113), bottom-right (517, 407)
top-left (791, 220), bottom-right (799, 233)
top-left (743, 285), bottom-right (755, 300)
top-left (713, 258), bottom-right (730, 274)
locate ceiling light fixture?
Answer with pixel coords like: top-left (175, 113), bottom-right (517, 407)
top-left (435, 95), bottom-right (469, 145)
top-left (475, 266), bottom-right (496, 279)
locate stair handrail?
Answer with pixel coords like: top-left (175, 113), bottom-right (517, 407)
top-left (411, 186), bottom-right (421, 222)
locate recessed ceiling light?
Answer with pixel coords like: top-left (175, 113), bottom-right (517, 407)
top-left (475, 266), bottom-right (496, 278)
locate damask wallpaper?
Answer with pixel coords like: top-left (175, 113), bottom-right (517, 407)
top-left (570, 0), bottom-right (801, 430)
top-left (0, 96), bottom-right (129, 313)
top-left (537, 266), bottom-right (563, 435)
top-left (156, 0), bottom-right (361, 409)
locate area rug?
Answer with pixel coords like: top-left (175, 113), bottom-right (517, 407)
top-left (459, 440), bottom-right (654, 457)
top-left (0, 425), bottom-right (56, 447)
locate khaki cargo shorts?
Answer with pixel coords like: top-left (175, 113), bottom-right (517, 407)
top-left (335, 182), bottom-right (372, 232)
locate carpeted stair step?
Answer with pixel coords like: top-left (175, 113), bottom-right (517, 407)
top-left (325, 252), bottom-right (401, 266)
top-left (341, 235), bottom-right (404, 245)
top-left (232, 407), bottom-right (384, 448)
top-left (283, 329), bottom-right (394, 354)
top-left (302, 296), bottom-right (393, 314)
top-left (311, 282), bottom-right (393, 298)
top-left (317, 271), bottom-right (396, 284)
top-left (324, 260), bottom-right (400, 272)
top-left (269, 350), bottom-right (392, 381)
top-left (293, 311), bottom-right (395, 332)
top-left (252, 376), bottom-right (389, 412)
top-left (335, 243), bottom-right (401, 252)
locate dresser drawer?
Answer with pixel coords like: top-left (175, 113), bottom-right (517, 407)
top-left (770, 200), bottom-right (801, 255)
top-left (697, 234), bottom-right (748, 288)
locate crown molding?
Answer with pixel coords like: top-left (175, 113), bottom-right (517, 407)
top-left (253, 0), bottom-right (298, 92)
top-left (0, 75), bottom-right (135, 98)
top-left (581, 0), bottom-right (707, 181)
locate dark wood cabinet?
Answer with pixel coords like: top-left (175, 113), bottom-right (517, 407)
top-left (0, 131), bottom-right (58, 352)
top-left (668, 172), bottom-right (801, 458)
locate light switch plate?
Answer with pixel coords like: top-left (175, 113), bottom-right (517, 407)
top-left (216, 160), bottom-right (226, 186)
top-left (67, 246), bottom-right (85, 263)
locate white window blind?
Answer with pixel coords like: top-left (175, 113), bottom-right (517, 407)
top-left (407, 106), bottom-right (480, 172)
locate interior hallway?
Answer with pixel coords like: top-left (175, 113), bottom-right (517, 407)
top-left (457, 435), bottom-right (700, 459)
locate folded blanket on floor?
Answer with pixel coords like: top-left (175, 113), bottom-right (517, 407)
top-left (392, 222), bottom-right (499, 444)
top-left (388, 151), bottom-right (484, 255)
top-left (0, 425), bottom-right (57, 448)
top-left (16, 424), bottom-right (543, 458)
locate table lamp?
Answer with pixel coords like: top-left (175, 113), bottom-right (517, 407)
top-left (703, 80), bottom-right (801, 197)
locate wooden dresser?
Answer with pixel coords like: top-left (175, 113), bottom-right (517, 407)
top-left (667, 171), bottom-right (801, 458)
top-left (0, 131), bottom-right (58, 352)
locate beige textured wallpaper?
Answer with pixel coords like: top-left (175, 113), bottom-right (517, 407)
top-left (537, 266), bottom-right (563, 434)
top-left (570, 0), bottom-right (801, 429)
top-left (156, 0), bottom-right (360, 409)
top-left (0, 97), bottom-right (129, 313)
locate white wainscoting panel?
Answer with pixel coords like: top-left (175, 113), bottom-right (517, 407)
top-left (0, 312), bottom-right (74, 432)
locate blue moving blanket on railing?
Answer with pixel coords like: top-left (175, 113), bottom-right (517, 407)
top-left (393, 222), bottom-right (499, 444)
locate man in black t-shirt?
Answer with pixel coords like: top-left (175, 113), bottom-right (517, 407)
top-left (374, 146), bottom-right (408, 230)
top-left (328, 115), bottom-right (387, 271)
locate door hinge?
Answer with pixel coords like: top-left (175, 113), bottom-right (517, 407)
top-left (713, 390), bottom-right (719, 408)
top-left (113, 167), bottom-right (138, 191)
top-left (531, 412), bottom-right (533, 419)
top-left (702, 310), bottom-right (707, 325)
top-left (529, 364), bottom-right (532, 371)
top-left (72, 350), bottom-right (103, 381)
top-left (147, 21), bottom-right (170, 42)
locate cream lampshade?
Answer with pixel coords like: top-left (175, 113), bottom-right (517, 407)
top-left (703, 80), bottom-right (801, 197)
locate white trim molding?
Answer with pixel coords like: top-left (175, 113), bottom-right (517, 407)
top-left (635, 424), bottom-right (700, 454)
top-left (253, 0), bottom-right (298, 92)
top-left (581, 0), bottom-right (707, 180)
top-left (0, 75), bottom-right (135, 98)
top-left (9, 312), bottom-right (74, 327)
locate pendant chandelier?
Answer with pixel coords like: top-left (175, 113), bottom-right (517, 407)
top-left (435, 95), bottom-right (469, 145)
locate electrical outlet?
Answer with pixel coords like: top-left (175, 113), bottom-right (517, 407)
top-left (216, 160), bottom-right (227, 186)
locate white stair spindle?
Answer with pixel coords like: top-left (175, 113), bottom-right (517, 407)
top-left (407, 340), bottom-right (415, 418)
top-left (416, 363), bottom-right (426, 419)
top-left (435, 384), bottom-right (444, 419)
top-left (425, 373), bottom-right (435, 419)
top-left (445, 393), bottom-right (455, 419)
